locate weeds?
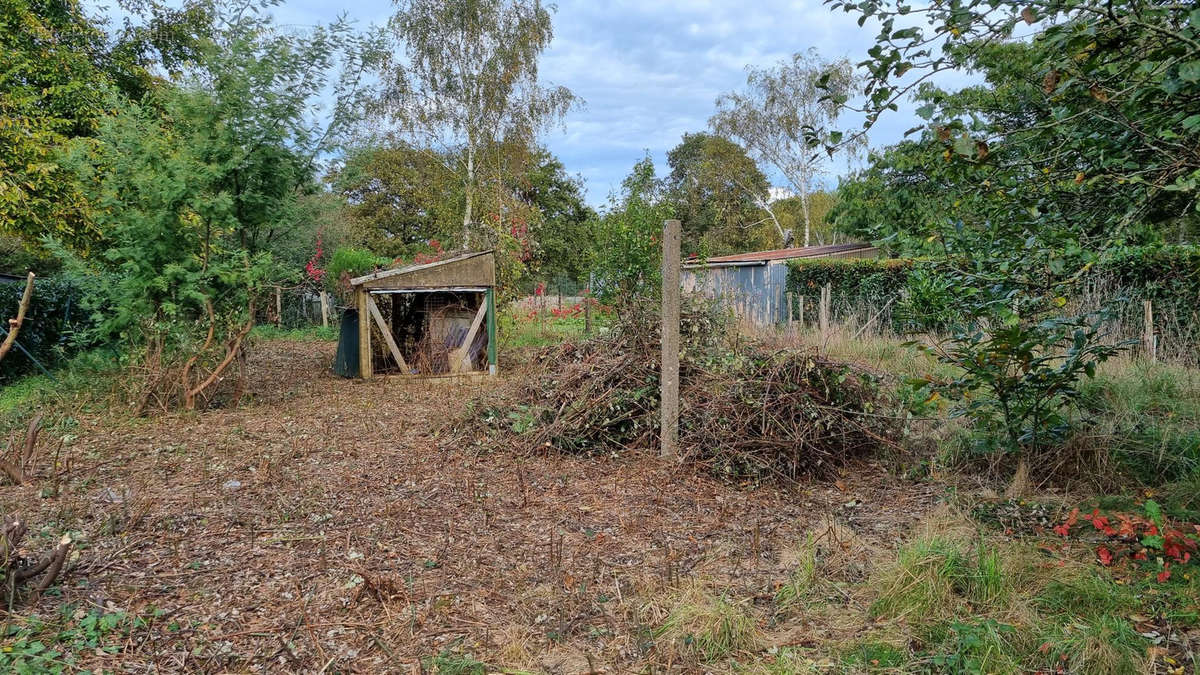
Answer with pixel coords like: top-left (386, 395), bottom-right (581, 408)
top-left (0, 606), bottom-right (143, 672)
top-left (656, 586), bottom-right (759, 662)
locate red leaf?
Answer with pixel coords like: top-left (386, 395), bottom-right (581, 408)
top-left (1157, 565), bottom-right (1171, 583)
top-left (1096, 546), bottom-right (1114, 566)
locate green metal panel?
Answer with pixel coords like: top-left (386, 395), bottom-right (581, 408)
top-left (485, 288), bottom-right (497, 375)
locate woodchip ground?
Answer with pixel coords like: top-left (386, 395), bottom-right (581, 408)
top-left (0, 338), bottom-right (951, 672)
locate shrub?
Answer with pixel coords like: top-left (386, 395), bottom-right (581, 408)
top-left (325, 247), bottom-right (388, 300)
top-left (0, 274), bottom-right (101, 382)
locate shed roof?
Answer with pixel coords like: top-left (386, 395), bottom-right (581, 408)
top-left (351, 250), bottom-right (495, 290)
top-left (693, 243), bottom-right (876, 266)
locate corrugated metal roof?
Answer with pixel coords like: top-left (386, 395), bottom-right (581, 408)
top-left (698, 243), bottom-right (875, 264)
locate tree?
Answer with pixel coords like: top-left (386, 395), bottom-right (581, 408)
top-left (710, 50), bottom-right (862, 248)
top-left (380, 0), bottom-right (577, 250)
top-left (833, 39), bottom-right (1199, 253)
top-left (332, 141), bottom-right (462, 259)
top-left (589, 156), bottom-right (674, 304)
top-left (0, 0), bottom-right (216, 255)
top-left (1, 0), bottom-right (110, 253)
top-left (664, 133), bottom-right (778, 256)
top-left (827, 0), bottom-right (1200, 455)
top-left (518, 149), bottom-right (596, 286)
top-left (57, 2), bottom-right (380, 410)
top-left (773, 191), bottom-right (842, 247)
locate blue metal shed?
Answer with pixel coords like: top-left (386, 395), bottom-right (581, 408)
top-left (681, 243), bottom-right (879, 327)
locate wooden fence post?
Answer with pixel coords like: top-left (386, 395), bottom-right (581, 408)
top-left (786, 291), bottom-right (794, 335)
top-left (661, 219), bottom-right (681, 460)
top-left (1143, 299), bottom-right (1157, 363)
top-left (274, 286), bottom-right (282, 328)
top-left (798, 296), bottom-right (805, 330)
top-left (319, 290), bottom-right (330, 328)
top-left (584, 299), bottom-right (592, 334)
top-left (819, 283), bottom-right (831, 340)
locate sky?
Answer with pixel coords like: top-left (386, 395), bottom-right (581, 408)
top-left (93, 0), bottom-right (952, 206)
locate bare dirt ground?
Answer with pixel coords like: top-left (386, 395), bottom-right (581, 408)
top-left (1, 339), bottom-right (950, 672)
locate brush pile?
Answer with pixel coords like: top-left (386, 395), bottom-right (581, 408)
top-left (490, 300), bottom-right (899, 481)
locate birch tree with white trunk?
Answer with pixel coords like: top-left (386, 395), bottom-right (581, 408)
top-left (710, 50), bottom-right (863, 248)
top-left (380, 0), bottom-right (577, 251)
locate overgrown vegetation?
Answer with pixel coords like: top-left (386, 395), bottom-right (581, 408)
top-left (479, 300), bottom-right (898, 481)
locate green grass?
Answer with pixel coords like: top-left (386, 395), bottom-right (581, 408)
top-left (421, 649), bottom-right (490, 675)
top-left (0, 349), bottom-right (123, 431)
top-left (250, 324), bottom-right (339, 342)
top-left (773, 534), bottom-right (817, 610)
top-left (861, 520), bottom-right (1161, 674)
top-left (498, 310), bottom-right (608, 350)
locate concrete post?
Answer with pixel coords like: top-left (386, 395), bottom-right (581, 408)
top-left (661, 219), bottom-right (681, 460)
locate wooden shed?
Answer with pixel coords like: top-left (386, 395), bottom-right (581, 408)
top-left (350, 251), bottom-right (497, 380)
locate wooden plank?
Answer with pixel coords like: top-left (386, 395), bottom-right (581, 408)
top-left (450, 300), bottom-right (489, 373)
top-left (357, 289), bottom-right (371, 379)
top-left (367, 295), bottom-right (409, 374)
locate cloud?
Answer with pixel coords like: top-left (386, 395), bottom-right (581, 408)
top-left (536, 0), bottom-right (930, 204)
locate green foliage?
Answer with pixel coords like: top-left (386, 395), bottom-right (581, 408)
top-left (0, 606), bottom-right (139, 673)
top-left (663, 132), bottom-right (777, 256)
top-left (250, 324), bottom-right (339, 342)
top-left (421, 648), bottom-right (489, 675)
top-left (325, 247), bottom-right (387, 299)
top-left (917, 304), bottom-right (1127, 454)
top-left (521, 148), bottom-right (597, 285)
top-left (333, 141), bottom-right (461, 258)
top-left (0, 0), bottom-right (109, 252)
top-left (589, 156), bottom-right (673, 304)
top-left (926, 619), bottom-right (1019, 674)
top-left (831, 0), bottom-right (1200, 458)
top-left (0, 274), bottom-right (101, 382)
top-left (786, 257), bottom-right (913, 301)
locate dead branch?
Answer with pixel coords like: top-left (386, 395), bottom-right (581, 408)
top-left (1, 514), bottom-right (71, 607)
top-left (185, 298), bottom-right (256, 411)
top-left (0, 272), bottom-right (35, 363)
top-left (0, 414), bottom-right (43, 485)
top-left (180, 299), bottom-right (217, 407)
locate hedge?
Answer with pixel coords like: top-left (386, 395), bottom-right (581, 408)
top-left (0, 275), bottom-right (98, 382)
top-left (784, 245), bottom-right (1200, 347)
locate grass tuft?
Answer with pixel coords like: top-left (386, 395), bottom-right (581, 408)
top-left (657, 585), bottom-right (759, 663)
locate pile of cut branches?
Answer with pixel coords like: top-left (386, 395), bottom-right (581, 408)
top-left (485, 300), bottom-right (899, 480)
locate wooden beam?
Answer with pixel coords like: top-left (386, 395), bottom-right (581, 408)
top-left (357, 288), bottom-right (371, 379)
top-left (486, 288), bottom-right (497, 376)
top-left (450, 300), bottom-right (488, 373)
top-left (367, 294), bottom-right (409, 374)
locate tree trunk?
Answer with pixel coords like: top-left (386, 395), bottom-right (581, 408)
top-left (0, 273), bottom-right (35, 363)
top-left (799, 188), bottom-right (813, 248)
top-left (462, 143), bottom-right (475, 251)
